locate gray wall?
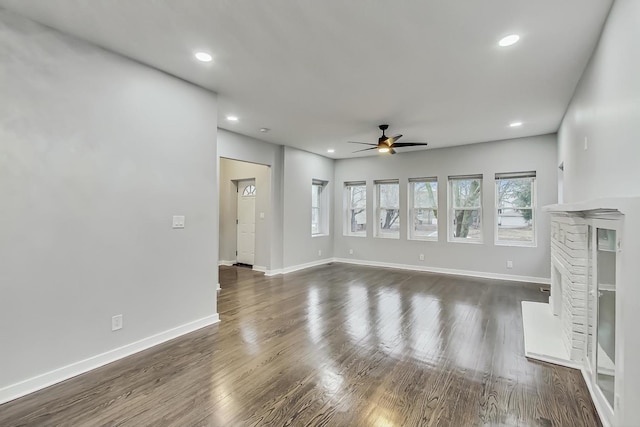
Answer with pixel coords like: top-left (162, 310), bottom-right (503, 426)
top-left (333, 134), bottom-right (558, 280)
top-left (558, 1), bottom-right (639, 203)
top-left (0, 11), bottom-right (218, 391)
top-left (282, 147), bottom-right (335, 268)
top-left (218, 129), bottom-right (284, 271)
top-left (219, 158), bottom-right (270, 268)
top-left (558, 0), bottom-right (640, 423)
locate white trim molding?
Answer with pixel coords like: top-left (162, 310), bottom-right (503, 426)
top-left (264, 268), bottom-right (282, 276)
top-left (281, 258), bottom-right (334, 275)
top-left (262, 257), bottom-right (549, 284)
top-left (218, 260), bottom-right (234, 266)
top-left (0, 314), bottom-right (220, 405)
top-left (333, 258), bottom-right (550, 285)
top-left (252, 265), bottom-right (267, 273)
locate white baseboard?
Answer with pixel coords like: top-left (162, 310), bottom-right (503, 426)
top-left (333, 258), bottom-right (550, 285)
top-left (280, 258), bottom-right (334, 275)
top-left (216, 283), bottom-right (221, 291)
top-left (260, 257), bottom-right (549, 284)
top-left (218, 260), bottom-right (234, 266)
top-left (0, 313), bottom-right (220, 405)
top-left (252, 265), bottom-right (267, 273)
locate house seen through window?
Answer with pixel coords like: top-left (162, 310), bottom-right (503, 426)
top-left (409, 178), bottom-right (438, 240)
top-left (495, 171), bottom-right (536, 245)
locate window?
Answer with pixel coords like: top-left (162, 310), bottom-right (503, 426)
top-left (312, 180), bottom-right (328, 235)
top-left (495, 171), bottom-right (536, 245)
top-left (409, 178), bottom-right (438, 240)
top-left (344, 182), bottom-right (366, 236)
top-left (375, 180), bottom-right (400, 239)
top-left (242, 184), bottom-right (256, 196)
top-left (448, 175), bottom-right (483, 242)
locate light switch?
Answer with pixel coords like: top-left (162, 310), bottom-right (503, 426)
top-left (259, 212), bottom-right (265, 219)
top-left (172, 215), bottom-right (185, 229)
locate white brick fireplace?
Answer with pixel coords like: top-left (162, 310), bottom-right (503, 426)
top-left (550, 213), bottom-right (588, 361)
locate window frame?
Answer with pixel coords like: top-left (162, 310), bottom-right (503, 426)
top-left (311, 179), bottom-right (328, 236)
top-left (408, 177), bottom-right (439, 241)
top-left (494, 172), bottom-right (537, 247)
top-left (374, 179), bottom-right (400, 239)
top-left (344, 181), bottom-right (367, 237)
top-left (448, 174), bottom-right (483, 244)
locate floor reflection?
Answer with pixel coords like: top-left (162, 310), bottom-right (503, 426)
top-left (0, 265), bottom-right (600, 426)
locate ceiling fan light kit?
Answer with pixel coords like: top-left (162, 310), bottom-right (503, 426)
top-left (348, 124), bottom-right (428, 155)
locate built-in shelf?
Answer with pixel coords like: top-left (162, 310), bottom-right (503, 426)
top-left (599, 283), bottom-right (616, 292)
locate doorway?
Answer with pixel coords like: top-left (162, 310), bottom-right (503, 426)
top-left (218, 157), bottom-right (271, 272)
top-left (236, 179), bottom-right (256, 266)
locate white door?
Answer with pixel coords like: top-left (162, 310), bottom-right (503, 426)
top-left (237, 180), bottom-right (256, 265)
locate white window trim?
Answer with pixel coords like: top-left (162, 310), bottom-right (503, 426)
top-left (448, 175), bottom-right (483, 244)
top-left (374, 180), bottom-right (400, 239)
top-left (344, 181), bottom-right (367, 237)
top-left (494, 173), bottom-right (537, 247)
top-left (312, 180), bottom-right (329, 236)
top-left (408, 178), bottom-right (438, 242)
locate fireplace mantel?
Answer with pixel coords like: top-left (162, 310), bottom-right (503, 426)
top-left (523, 196), bottom-right (640, 426)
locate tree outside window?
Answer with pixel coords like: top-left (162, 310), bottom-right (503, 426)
top-left (449, 176), bottom-right (482, 242)
top-left (345, 182), bottom-right (366, 236)
top-left (375, 180), bottom-right (400, 238)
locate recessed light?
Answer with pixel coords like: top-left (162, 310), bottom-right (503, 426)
top-left (327, 149), bottom-right (335, 153)
top-left (226, 115), bottom-right (238, 122)
top-left (194, 51), bottom-right (213, 62)
top-left (499, 34), bottom-right (520, 47)
top-left (260, 128), bottom-right (270, 133)
top-left (510, 121), bottom-right (523, 127)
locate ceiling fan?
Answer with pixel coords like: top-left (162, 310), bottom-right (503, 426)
top-left (348, 124), bottom-right (428, 154)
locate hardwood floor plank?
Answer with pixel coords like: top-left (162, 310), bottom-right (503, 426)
top-left (0, 264), bottom-right (600, 426)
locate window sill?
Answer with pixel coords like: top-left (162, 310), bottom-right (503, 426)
top-left (495, 241), bottom-right (537, 248)
top-left (374, 235), bottom-right (400, 240)
top-left (448, 238), bottom-right (484, 245)
top-left (343, 234), bottom-right (367, 238)
top-left (312, 233), bottom-right (330, 238)
top-left (409, 237), bottom-right (438, 242)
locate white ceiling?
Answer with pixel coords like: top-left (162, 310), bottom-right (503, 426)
top-left (0, 1), bottom-right (612, 158)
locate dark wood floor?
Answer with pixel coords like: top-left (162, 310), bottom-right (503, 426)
top-left (0, 264), bottom-right (599, 426)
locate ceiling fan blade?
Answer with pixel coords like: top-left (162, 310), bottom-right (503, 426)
top-left (391, 142), bottom-right (429, 147)
top-left (389, 147), bottom-right (397, 155)
top-left (352, 147), bottom-right (379, 153)
top-left (348, 141), bottom-right (376, 146)
top-left (386, 134), bottom-right (403, 143)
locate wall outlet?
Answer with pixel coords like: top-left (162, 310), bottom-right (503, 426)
top-left (318, 249), bottom-right (322, 257)
top-left (419, 254), bottom-right (425, 261)
top-left (112, 314), bottom-right (123, 331)
top-left (172, 215), bottom-right (185, 229)
top-left (584, 136), bottom-right (588, 151)
top-left (259, 212), bottom-right (265, 219)
top-left (507, 260), bottom-right (513, 269)
top-left (349, 249), bottom-right (354, 255)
